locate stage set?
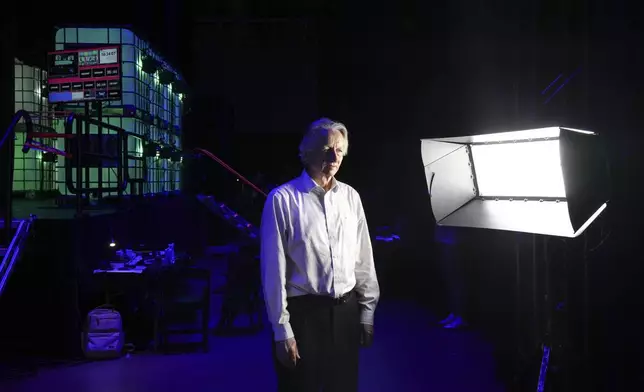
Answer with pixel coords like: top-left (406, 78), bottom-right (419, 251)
top-left (0, 25), bottom-right (424, 392)
top-left (0, 24), bottom-right (620, 392)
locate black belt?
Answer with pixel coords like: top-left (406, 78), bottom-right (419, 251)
top-left (290, 290), bottom-right (354, 307)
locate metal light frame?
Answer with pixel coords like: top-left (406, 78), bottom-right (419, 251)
top-left (421, 126), bottom-right (610, 237)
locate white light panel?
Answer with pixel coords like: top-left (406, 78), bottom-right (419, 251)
top-left (471, 140), bottom-right (566, 198)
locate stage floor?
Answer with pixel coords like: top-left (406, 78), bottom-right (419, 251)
top-left (0, 299), bottom-right (505, 392)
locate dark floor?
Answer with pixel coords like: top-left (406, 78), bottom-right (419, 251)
top-left (0, 297), bottom-right (505, 392)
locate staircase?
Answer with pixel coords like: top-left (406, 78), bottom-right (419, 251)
top-left (0, 217), bottom-right (33, 299)
top-left (196, 195), bottom-right (259, 243)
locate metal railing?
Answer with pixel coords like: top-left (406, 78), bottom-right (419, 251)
top-left (3, 109), bottom-right (149, 221)
top-left (23, 112), bottom-right (148, 213)
top-left (0, 216), bottom-right (34, 299)
top-left (1, 110), bottom-right (34, 244)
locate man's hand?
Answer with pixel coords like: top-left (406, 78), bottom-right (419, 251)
top-left (275, 337), bottom-right (301, 369)
top-left (360, 323), bottom-right (374, 348)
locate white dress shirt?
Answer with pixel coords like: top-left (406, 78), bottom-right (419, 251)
top-left (260, 170), bottom-right (380, 342)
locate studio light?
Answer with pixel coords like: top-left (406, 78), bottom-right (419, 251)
top-left (170, 149), bottom-right (182, 162)
top-left (143, 142), bottom-right (159, 158)
top-left (42, 152), bottom-right (57, 162)
top-left (158, 69), bottom-right (176, 85)
top-left (421, 126), bottom-right (610, 238)
top-left (141, 56), bottom-right (160, 74)
top-left (172, 79), bottom-right (188, 94)
top-left (159, 146), bottom-right (173, 159)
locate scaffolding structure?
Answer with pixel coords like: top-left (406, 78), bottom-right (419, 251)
top-left (37, 27), bottom-right (185, 197)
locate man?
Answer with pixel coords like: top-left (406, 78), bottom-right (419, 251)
top-left (260, 118), bottom-right (380, 392)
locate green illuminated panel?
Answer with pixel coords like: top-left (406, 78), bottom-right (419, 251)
top-left (12, 60), bottom-right (56, 193)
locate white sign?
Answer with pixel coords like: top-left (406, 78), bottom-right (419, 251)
top-left (99, 48), bottom-right (118, 65)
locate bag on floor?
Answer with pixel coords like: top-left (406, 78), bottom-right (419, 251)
top-left (82, 305), bottom-right (125, 359)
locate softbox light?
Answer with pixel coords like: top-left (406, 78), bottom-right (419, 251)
top-left (421, 127), bottom-right (610, 237)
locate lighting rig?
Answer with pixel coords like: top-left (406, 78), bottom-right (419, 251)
top-left (421, 126), bottom-right (610, 391)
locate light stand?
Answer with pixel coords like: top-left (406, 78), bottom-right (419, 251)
top-left (536, 235), bottom-right (566, 391)
top-left (421, 126), bottom-right (610, 391)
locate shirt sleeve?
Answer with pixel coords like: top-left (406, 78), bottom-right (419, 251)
top-left (353, 194), bottom-right (380, 325)
top-left (260, 191), bottom-right (294, 342)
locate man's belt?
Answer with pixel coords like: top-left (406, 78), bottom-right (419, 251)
top-left (290, 290), bottom-right (355, 306)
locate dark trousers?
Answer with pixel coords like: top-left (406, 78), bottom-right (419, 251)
top-left (438, 242), bottom-right (466, 316)
top-left (273, 291), bottom-right (361, 392)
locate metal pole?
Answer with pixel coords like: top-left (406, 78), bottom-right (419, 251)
top-left (97, 102), bottom-right (103, 200)
top-left (1, 14), bottom-right (16, 244)
top-left (532, 234), bottom-right (538, 346)
top-left (114, 104), bottom-right (123, 200)
top-left (515, 235), bottom-right (522, 357)
top-left (583, 233), bottom-right (590, 360)
top-left (84, 103), bottom-right (90, 193)
top-left (4, 128), bottom-right (15, 245)
top-left (544, 236), bottom-right (550, 341)
top-left (75, 118), bottom-right (83, 218)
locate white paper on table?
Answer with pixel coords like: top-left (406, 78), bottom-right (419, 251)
top-left (93, 267), bottom-right (146, 274)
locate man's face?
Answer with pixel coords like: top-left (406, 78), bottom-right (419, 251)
top-left (308, 129), bottom-right (346, 178)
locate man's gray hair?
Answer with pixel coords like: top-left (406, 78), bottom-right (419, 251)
top-left (299, 118), bottom-right (349, 166)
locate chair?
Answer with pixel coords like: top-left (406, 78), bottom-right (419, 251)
top-left (155, 266), bottom-right (211, 352)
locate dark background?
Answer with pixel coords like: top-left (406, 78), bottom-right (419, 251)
top-left (5, 0), bottom-right (644, 389)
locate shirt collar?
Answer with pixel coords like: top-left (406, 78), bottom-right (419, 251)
top-left (298, 170), bottom-right (339, 193)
